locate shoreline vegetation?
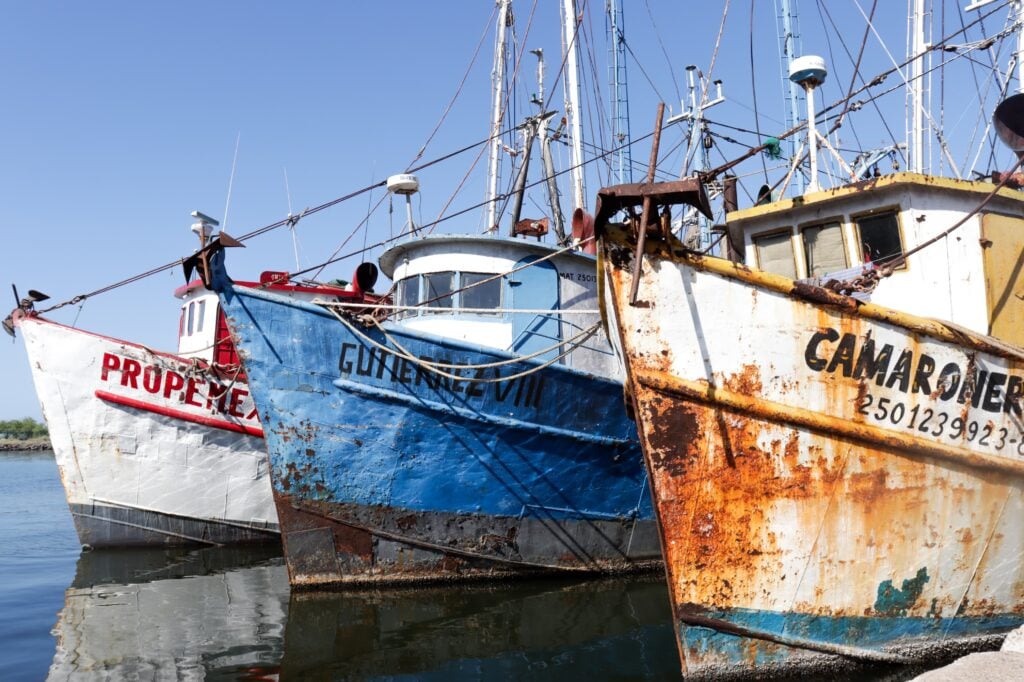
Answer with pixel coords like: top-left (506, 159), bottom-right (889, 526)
top-left (0, 418), bottom-right (50, 451)
top-left (0, 437), bottom-right (52, 452)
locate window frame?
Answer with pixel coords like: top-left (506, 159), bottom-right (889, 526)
top-left (852, 206), bottom-right (907, 271)
top-left (421, 271), bottom-right (455, 313)
top-left (750, 227), bottom-right (799, 279)
top-left (458, 271), bottom-right (502, 316)
top-left (798, 217), bottom-right (850, 279)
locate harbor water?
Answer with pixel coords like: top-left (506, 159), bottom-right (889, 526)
top-left (0, 450), bottom-right (969, 680)
top-left (0, 450), bottom-right (681, 680)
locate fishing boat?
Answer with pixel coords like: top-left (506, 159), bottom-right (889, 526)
top-left (594, 50), bottom-right (1024, 680)
top-left (4, 215), bottom-right (371, 548)
top-left (207, 223), bottom-right (658, 586)
top-left (200, 0), bottom-right (659, 588)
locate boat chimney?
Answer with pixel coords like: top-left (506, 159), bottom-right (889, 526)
top-left (387, 174), bottom-right (420, 235)
top-left (789, 55), bottom-right (827, 193)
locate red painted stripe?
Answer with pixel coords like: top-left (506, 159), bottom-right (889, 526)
top-left (95, 389), bottom-right (264, 438)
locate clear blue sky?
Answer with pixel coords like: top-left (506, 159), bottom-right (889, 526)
top-left (1, 1), bottom-right (1018, 420)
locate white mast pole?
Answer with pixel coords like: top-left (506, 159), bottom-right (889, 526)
top-left (562, 0), bottom-right (586, 211)
top-left (1017, 0), bottom-right (1024, 93)
top-left (486, 0), bottom-right (511, 234)
top-left (909, 0), bottom-right (926, 173)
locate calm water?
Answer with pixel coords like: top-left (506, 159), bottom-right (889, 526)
top-left (0, 451), bottom-right (944, 681)
top-left (0, 451), bottom-right (681, 680)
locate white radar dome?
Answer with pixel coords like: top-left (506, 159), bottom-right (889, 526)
top-left (387, 174), bottom-right (420, 195)
top-left (789, 55), bottom-right (827, 85)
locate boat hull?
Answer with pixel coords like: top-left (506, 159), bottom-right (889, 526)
top-left (599, 227), bottom-right (1024, 677)
top-left (17, 315), bottom-right (278, 548)
top-left (215, 279), bottom-right (660, 588)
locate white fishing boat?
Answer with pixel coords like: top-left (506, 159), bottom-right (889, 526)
top-left (6, 216), bottom-right (373, 548)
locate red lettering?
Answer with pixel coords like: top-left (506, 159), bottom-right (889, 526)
top-left (184, 378), bottom-right (204, 407)
top-left (163, 371), bottom-right (185, 399)
top-left (228, 388), bottom-right (247, 418)
top-left (208, 382), bottom-right (228, 411)
top-left (121, 359), bottom-right (141, 389)
top-left (245, 406), bottom-right (259, 420)
top-left (100, 353), bottom-right (120, 381)
top-left (142, 366), bottom-right (162, 394)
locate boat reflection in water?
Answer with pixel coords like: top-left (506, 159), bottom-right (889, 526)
top-left (47, 546), bottom-right (679, 679)
top-left (47, 546), bottom-right (288, 680)
top-left (280, 575), bottom-right (679, 679)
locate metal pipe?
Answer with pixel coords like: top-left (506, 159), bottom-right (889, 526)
top-left (629, 103), bottom-right (666, 305)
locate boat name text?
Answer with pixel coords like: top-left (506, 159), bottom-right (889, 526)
top-left (338, 343), bottom-right (544, 408)
top-left (100, 352), bottom-right (257, 420)
top-left (804, 327), bottom-right (1022, 417)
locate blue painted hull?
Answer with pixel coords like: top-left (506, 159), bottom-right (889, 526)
top-left (214, 273), bottom-right (658, 587)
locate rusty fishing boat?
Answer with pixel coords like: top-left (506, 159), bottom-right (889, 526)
top-left (595, 90), bottom-right (1024, 675)
top-left (4, 215), bottom-right (372, 548)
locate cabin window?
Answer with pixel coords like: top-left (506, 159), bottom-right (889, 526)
top-left (397, 276), bottom-right (421, 319)
top-left (195, 300), bottom-right (206, 333)
top-left (423, 272), bottom-right (454, 312)
top-left (752, 231), bottom-right (797, 279)
top-left (460, 272), bottom-right (501, 313)
top-left (186, 302), bottom-right (195, 336)
top-left (178, 308), bottom-right (185, 337)
top-left (802, 222), bottom-right (848, 277)
top-left (857, 211), bottom-right (903, 266)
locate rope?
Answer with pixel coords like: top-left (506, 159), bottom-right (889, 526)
top-left (329, 306), bottom-right (599, 382)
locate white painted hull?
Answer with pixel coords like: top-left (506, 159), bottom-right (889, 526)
top-left (18, 315), bottom-right (277, 547)
top-left (600, 227), bottom-right (1024, 676)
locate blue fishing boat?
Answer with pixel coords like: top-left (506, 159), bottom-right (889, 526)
top-left (207, 230), bottom-right (658, 587)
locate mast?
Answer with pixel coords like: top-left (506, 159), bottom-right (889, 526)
top-left (532, 48), bottom-right (568, 244)
top-left (485, 0), bottom-right (512, 234)
top-left (1017, 0), bottom-right (1024, 93)
top-left (777, 0), bottom-right (805, 191)
top-left (561, 0), bottom-right (586, 211)
top-left (908, 0), bottom-right (928, 173)
top-left (607, 0), bottom-right (632, 183)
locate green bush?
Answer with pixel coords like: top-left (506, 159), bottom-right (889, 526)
top-left (0, 417), bottom-right (48, 440)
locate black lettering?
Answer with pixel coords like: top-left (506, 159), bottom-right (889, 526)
top-left (466, 368), bottom-right (486, 397)
top-left (532, 376), bottom-right (545, 408)
top-left (522, 376), bottom-right (537, 407)
top-left (885, 350), bottom-right (914, 393)
top-left (356, 346), bottom-right (374, 377)
top-left (513, 377), bottom-right (527, 406)
top-left (339, 342), bottom-right (356, 374)
top-left (825, 333), bottom-right (857, 377)
top-left (450, 365), bottom-right (464, 393)
top-left (1004, 375), bottom-right (1023, 417)
top-left (375, 350), bottom-right (388, 379)
top-left (972, 371), bottom-right (988, 408)
top-left (399, 358), bottom-right (413, 384)
top-left (804, 328), bottom-right (839, 371)
top-left (415, 356), bottom-right (435, 388)
top-left (983, 372), bottom-right (1006, 413)
top-left (938, 363), bottom-right (961, 401)
top-left (853, 340), bottom-right (893, 386)
top-left (912, 354), bottom-right (935, 395)
top-left (494, 368), bottom-right (517, 402)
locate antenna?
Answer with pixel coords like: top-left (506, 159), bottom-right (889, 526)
top-left (607, 0), bottom-right (632, 183)
top-left (222, 132), bottom-right (241, 231)
top-left (789, 55), bottom-right (827, 192)
top-left (387, 174), bottom-right (420, 235)
top-left (284, 167), bottom-right (300, 271)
